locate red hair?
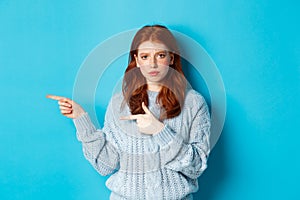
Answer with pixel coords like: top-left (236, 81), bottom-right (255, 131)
top-left (122, 25), bottom-right (186, 120)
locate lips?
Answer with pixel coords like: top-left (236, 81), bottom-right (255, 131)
top-left (149, 71), bottom-right (159, 76)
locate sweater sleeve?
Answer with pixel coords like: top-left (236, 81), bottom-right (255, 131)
top-left (153, 94), bottom-right (211, 179)
top-left (73, 102), bottom-right (120, 176)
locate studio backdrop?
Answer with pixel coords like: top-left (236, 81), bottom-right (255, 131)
top-left (0, 0), bottom-right (299, 200)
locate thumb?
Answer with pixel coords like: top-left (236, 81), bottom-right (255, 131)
top-left (141, 102), bottom-right (151, 115)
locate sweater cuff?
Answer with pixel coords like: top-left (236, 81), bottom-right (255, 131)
top-left (153, 125), bottom-right (177, 147)
top-left (73, 112), bottom-right (96, 132)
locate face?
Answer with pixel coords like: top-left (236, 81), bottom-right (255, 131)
top-left (135, 41), bottom-right (174, 90)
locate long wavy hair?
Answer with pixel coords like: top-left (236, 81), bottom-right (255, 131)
top-left (122, 25), bottom-right (186, 120)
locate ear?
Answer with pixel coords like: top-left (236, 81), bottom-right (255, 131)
top-left (134, 54), bottom-right (140, 68)
top-left (169, 53), bottom-right (174, 65)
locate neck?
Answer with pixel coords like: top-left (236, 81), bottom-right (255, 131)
top-left (147, 83), bottom-right (161, 92)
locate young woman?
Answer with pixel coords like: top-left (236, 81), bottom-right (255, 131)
top-left (47, 25), bottom-right (211, 200)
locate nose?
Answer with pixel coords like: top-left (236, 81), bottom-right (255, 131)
top-left (149, 56), bottom-right (157, 68)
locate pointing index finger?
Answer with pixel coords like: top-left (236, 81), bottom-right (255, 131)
top-left (46, 94), bottom-right (70, 102)
top-left (46, 94), bottom-right (63, 100)
top-left (120, 115), bottom-right (140, 120)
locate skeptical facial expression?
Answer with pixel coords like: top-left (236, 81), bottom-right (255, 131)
top-left (135, 41), bottom-right (174, 87)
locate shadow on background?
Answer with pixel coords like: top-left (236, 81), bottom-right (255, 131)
top-left (194, 130), bottom-right (228, 200)
top-left (176, 25), bottom-right (229, 199)
top-left (193, 95), bottom-right (249, 199)
top-left (183, 59), bottom-right (229, 199)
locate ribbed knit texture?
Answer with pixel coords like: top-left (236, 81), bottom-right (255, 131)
top-left (73, 89), bottom-right (211, 200)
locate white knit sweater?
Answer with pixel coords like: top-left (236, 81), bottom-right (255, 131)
top-left (73, 89), bottom-right (211, 200)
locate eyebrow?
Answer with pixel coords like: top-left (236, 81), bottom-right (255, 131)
top-left (138, 50), bottom-right (168, 54)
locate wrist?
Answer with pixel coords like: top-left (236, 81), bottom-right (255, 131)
top-left (74, 111), bottom-right (86, 119)
top-left (153, 122), bottom-right (164, 135)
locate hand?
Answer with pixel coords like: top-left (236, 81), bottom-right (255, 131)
top-left (46, 94), bottom-right (86, 119)
top-left (120, 102), bottom-right (164, 135)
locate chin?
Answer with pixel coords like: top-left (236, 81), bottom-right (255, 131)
top-left (148, 78), bottom-right (163, 83)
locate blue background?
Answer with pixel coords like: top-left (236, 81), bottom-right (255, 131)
top-left (0, 0), bottom-right (299, 199)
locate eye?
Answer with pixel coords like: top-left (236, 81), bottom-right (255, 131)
top-left (158, 53), bottom-right (166, 58)
top-left (140, 55), bottom-right (148, 60)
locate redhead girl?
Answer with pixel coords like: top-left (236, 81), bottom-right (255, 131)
top-left (47, 25), bottom-right (211, 200)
